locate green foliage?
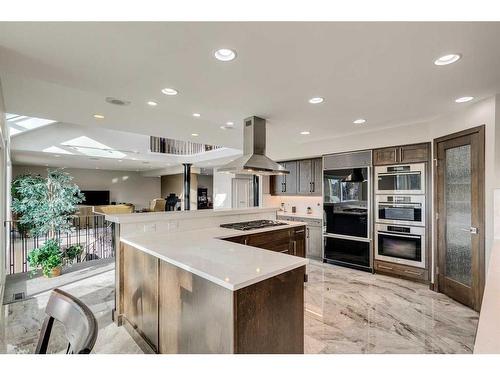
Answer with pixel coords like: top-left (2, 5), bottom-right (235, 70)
top-left (27, 239), bottom-right (63, 277)
top-left (63, 244), bottom-right (83, 263)
top-left (11, 169), bottom-right (84, 238)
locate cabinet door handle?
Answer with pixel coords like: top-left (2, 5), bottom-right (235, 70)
top-left (244, 238), bottom-right (248, 245)
top-left (404, 270), bottom-right (421, 276)
top-left (379, 265), bottom-right (393, 271)
top-left (295, 229), bottom-right (305, 234)
top-left (293, 240), bottom-right (297, 255)
top-left (280, 249), bottom-right (289, 253)
top-left (399, 147), bottom-right (403, 162)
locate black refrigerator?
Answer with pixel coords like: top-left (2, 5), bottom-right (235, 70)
top-left (323, 151), bottom-right (372, 272)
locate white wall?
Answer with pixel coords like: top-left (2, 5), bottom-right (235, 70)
top-left (12, 166), bottom-right (161, 210)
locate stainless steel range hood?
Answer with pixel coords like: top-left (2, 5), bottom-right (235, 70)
top-left (218, 116), bottom-right (289, 175)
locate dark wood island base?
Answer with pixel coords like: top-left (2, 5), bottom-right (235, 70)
top-left (116, 242), bottom-right (305, 354)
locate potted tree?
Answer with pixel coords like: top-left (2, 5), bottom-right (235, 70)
top-left (11, 169), bottom-right (84, 277)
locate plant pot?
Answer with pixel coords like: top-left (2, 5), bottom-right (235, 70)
top-left (47, 266), bottom-right (62, 278)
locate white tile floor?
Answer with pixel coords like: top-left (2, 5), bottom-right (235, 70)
top-left (0, 260), bottom-right (479, 354)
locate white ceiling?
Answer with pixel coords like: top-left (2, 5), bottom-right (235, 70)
top-left (10, 121), bottom-right (241, 172)
top-left (1, 22), bottom-right (500, 160)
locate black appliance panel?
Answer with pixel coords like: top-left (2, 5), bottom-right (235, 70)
top-left (377, 231), bottom-right (422, 262)
top-left (324, 237), bottom-right (370, 268)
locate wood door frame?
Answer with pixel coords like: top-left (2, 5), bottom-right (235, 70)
top-left (432, 125), bottom-right (485, 311)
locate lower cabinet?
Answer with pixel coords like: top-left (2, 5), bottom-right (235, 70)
top-left (307, 225), bottom-right (323, 260)
top-left (374, 259), bottom-right (428, 283)
top-left (224, 226), bottom-right (306, 257)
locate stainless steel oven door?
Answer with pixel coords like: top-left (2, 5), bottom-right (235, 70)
top-left (375, 224), bottom-right (425, 268)
top-left (375, 163), bottom-right (425, 195)
top-left (375, 194), bottom-right (425, 226)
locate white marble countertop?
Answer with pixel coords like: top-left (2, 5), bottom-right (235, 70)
top-left (105, 206), bottom-right (279, 224)
top-left (121, 220), bottom-right (309, 291)
top-left (474, 239), bottom-right (500, 353)
top-left (277, 212), bottom-right (323, 220)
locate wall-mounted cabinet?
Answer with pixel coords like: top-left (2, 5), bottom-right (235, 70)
top-left (373, 143), bottom-right (430, 166)
top-left (271, 158), bottom-right (322, 196)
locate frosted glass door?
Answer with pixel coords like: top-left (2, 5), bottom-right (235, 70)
top-left (445, 145), bottom-right (472, 286)
top-left (436, 126), bottom-right (484, 312)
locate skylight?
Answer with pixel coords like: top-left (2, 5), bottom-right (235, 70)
top-left (61, 136), bottom-right (126, 159)
top-left (6, 113), bottom-right (57, 136)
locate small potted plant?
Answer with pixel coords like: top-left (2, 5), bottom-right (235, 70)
top-left (27, 239), bottom-right (63, 277)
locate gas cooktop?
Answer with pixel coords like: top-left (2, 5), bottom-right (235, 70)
top-left (220, 220), bottom-right (287, 231)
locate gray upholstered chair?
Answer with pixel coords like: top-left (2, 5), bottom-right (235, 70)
top-left (35, 288), bottom-right (98, 354)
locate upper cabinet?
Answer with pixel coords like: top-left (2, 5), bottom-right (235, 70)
top-left (373, 143), bottom-right (430, 166)
top-left (271, 158), bottom-right (322, 196)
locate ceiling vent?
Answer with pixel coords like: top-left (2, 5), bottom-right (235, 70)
top-left (105, 97), bottom-right (131, 106)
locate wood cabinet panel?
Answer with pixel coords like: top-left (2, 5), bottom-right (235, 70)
top-left (400, 143), bottom-right (430, 163)
top-left (223, 226), bottom-right (306, 257)
top-left (374, 259), bottom-right (429, 283)
top-left (122, 243), bottom-right (159, 351)
top-left (312, 158), bottom-right (322, 195)
top-left (234, 266), bottom-right (305, 354)
top-left (307, 225), bottom-right (323, 259)
top-left (271, 158), bottom-right (321, 196)
top-left (374, 143), bottom-right (430, 165)
top-left (292, 227), bottom-right (306, 257)
top-left (297, 159), bottom-right (313, 195)
top-left (373, 147), bottom-right (398, 165)
top-left (158, 260), bottom-right (234, 354)
top-left (284, 161), bottom-right (298, 194)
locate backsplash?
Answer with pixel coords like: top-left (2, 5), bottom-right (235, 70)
top-left (263, 194), bottom-right (323, 216)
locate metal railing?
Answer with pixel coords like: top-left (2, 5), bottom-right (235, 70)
top-left (5, 214), bottom-right (114, 275)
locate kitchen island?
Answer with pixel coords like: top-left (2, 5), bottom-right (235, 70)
top-left (106, 208), bottom-right (308, 354)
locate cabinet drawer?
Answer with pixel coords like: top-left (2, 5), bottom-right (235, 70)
top-left (374, 260), bottom-right (428, 283)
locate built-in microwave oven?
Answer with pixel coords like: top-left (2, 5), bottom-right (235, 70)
top-left (375, 223), bottom-right (425, 268)
top-left (376, 194), bottom-right (425, 227)
top-left (375, 163), bottom-right (425, 195)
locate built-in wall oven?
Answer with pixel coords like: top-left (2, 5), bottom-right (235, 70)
top-left (375, 223), bottom-right (425, 268)
top-left (376, 194), bottom-right (425, 227)
top-left (375, 163), bottom-right (425, 195)
top-left (323, 150), bottom-right (372, 272)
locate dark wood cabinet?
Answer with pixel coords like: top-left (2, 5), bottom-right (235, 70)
top-left (224, 226), bottom-right (306, 257)
top-left (373, 143), bottom-right (430, 166)
top-left (374, 259), bottom-right (428, 283)
top-left (400, 143), bottom-right (430, 163)
top-left (271, 158), bottom-right (321, 196)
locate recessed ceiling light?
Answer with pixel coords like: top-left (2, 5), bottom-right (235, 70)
top-left (54, 155), bottom-right (60, 158)
top-left (455, 96), bottom-right (474, 103)
top-left (147, 101), bottom-right (158, 106)
top-left (161, 88), bottom-right (178, 96)
top-left (118, 159), bottom-right (123, 162)
top-left (300, 131), bottom-right (310, 135)
top-left (193, 113), bottom-right (201, 117)
top-left (434, 54), bottom-right (461, 66)
top-left (214, 48), bottom-right (236, 62)
top-left (353, 119), bottom-right (367, 124)
top-left (93, 114), bottom-right (105, 119)
top-left (308, 97), bottom-right (324, 104)
top-left (226, 121), bottom-right (234, 126)
top-left (191, 133), bottom-right (199, 137)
